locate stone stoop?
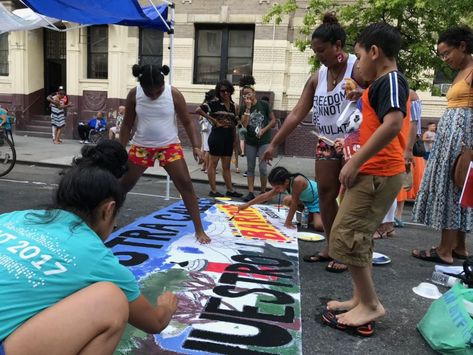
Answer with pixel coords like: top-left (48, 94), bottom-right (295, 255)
top-left (16, 114), bottom-right (52, 139)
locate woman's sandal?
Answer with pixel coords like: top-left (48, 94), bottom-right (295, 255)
top-left (325, 260), bottom-right (348, 273)
top-left (394, 217), bottom-right (405, 228)
top-left (452, 250), bottom-right (468, 259)
top-left (412, 247), bottom-right (453, 265)
top-left (373, 228), bottom-right (395, 240)
top-left (302, 254), bottom-right (333, 263)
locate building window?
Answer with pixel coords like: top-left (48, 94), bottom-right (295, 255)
top-left (194, 25), bottom-right (254, 85)
top-left (87, 25), bottom-right (108, 79)
top-left (139, 28), bottom-right (163, 66)
top-left (431, 68), bottom-right (455, 96)
top-left (0, 33), bottom-right (8, 76)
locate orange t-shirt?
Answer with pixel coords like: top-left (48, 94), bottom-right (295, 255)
top-left (359, 71), bottom-right (410, 176)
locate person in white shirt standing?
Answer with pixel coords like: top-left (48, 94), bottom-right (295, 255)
top-left (119, 64), bottom-right (210, 244)
top-left (263, 12), bottom-right (365, 273)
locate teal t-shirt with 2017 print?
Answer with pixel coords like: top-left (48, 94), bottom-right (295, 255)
top-left (0, 209), bottom-right (140, 341)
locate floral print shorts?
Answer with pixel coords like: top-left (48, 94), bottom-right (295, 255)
top-left (315, 139), bottom-right (343, 161)
top-left (129, 143), bottom-right (184, 167)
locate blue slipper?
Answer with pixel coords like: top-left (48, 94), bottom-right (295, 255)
top-left (394, 217), bottom-right (405, 228)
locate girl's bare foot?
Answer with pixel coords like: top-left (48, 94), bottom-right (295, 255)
top-left (327, 298), bottom-right (359, 312)
top-left (196, 232), bottom-right (211, 244)
top-left (336, 303), bottom-right (385, 327)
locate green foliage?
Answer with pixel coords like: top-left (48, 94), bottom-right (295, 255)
top-left (264, 0), bottom-right (473, 90)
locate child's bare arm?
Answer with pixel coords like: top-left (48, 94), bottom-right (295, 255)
top-left (128, 292), bottom-right (177, 334)
top-left (340, 111), bottom-right (404, 188)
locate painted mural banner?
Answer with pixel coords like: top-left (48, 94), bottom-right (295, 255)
top-left (106, 198), bottom-right (302, 355)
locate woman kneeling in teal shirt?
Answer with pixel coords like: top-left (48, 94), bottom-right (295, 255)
top-left (0, 140), bottom-right (177, 355)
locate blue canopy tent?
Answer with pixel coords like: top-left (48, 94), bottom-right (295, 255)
top-left (20, 0), bottom-right (176, 199)
top-left (21, 0), bottom-right (171, 31)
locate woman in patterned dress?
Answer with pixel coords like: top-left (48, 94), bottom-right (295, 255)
top-left (412, 26), bottom-right (473, 264)
top-left (47, 89), bottom-right (70, 144)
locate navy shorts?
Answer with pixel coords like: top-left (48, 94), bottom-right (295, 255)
top-left (0, 342), bottom-right (5, 355)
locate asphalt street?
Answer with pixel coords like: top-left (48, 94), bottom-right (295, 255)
top-left (2, 163), bottom-right (467, 354)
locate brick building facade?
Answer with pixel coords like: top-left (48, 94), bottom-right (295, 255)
top-left (0, 0), bottom-right (446, 156)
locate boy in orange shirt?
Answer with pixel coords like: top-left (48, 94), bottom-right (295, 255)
top-left (323, 23), bottom-right (410, 336)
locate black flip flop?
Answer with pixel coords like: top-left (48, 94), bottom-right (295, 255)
top-left (322, 310), bottom-right (375, 337)
top-left (325, 260), bottom-right (348, 273)
top-left (302, 254), bottom-right (333, 263)
top-left (412, 247), bottom-right (453, 265)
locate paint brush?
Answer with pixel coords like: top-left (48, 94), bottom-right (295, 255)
top-left (278, 193), bottom-right (281, 212)
top-left (310, 131), bottom-right (335, 146)
top-left (229, 211), bottom-right (239, 221)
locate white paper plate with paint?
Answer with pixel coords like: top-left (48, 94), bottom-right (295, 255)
top-left (297, 232), bottom-right (325, 242)
top-left (372, 252), bottom-right (391, 265)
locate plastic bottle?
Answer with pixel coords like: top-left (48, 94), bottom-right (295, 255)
top-left (431, 271), bottom-right (460, 287)
top-left (301, 207), bottom-right (309, 229)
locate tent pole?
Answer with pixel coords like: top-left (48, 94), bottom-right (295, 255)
top-left (146, 0), bottom-right (170, 31)
top-left (164, 1), bottom-right (175, 201)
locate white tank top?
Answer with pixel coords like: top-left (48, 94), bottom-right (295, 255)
top-left (312, 54), bottom-right (357, 140)
top-left (131, 84), bottom-right (180, 147)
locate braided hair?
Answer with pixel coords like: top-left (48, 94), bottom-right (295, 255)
top-left (132, 64), bottom-right (170, 88)
top-left (268, 167), bottom-right (303, 188)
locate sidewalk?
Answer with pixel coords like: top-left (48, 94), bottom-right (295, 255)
top-left (11, 135), bottom-right (316, 189)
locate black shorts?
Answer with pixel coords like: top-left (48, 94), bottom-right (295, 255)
top-left (208, 127), bottom-right (234, 157)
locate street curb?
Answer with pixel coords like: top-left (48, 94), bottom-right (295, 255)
top-left (14, 160), bottom-right (250, 189)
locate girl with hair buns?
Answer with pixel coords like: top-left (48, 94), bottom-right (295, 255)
top-left (238, 166), bottom-right (323, 231)
top-left (263, 12), bottom-right (365, 272)
top-left (412, 25), bottom-right (473, 264)
top-left (239, 75), bottom-right (277, 202)
top-left (120, 63), bottom-right (211, 244)
top-left (0, 140), bottom-right (177, 355)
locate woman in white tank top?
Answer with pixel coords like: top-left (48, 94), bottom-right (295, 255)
top-left (263, 13), bottom-right (365, 272)
top-left (119, 64), bottom-right (211, 244)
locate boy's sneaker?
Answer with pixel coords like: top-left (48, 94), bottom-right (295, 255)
top-left (243, 171), bottom-right (248, 177)
top-left (243, 192), bottom-right (255, 202)
top-left (226, 190), bottom-right (243, 198)
top-left (208, 191), bottom-right (224, 197)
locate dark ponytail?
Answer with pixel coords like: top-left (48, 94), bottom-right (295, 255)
top-left (312, 12), bottom-right (346, 47)
top-left (268, 167), bottom-right (298, 185)
top-left (74, 139), bottom-right (128, 179)
top-left (132, 63), bottom-right (170, 88)
top-left (55, 140), bottom-right (127, 220)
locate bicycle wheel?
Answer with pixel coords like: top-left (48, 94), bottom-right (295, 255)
top-left (0, 138), bottom-right (16, 177)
